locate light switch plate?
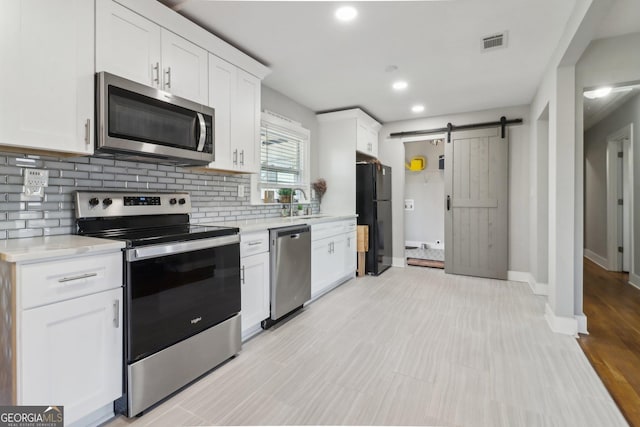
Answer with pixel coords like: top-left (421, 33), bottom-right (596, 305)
top-left (237, 184), bottom-right (245, 197)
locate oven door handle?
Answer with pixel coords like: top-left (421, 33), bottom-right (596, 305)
top-left (127, 235), bottom-right (239, 261)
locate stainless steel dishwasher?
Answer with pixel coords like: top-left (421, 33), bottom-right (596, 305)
top-left (261, 224), bottom-right (311, 329)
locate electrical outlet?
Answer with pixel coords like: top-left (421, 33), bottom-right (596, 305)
top-left (23, 169), bottom-right (49, 187)
top-left (237, 184), bottom-right (245, 197)
top-left (404, 199), bottom-right (414, 211)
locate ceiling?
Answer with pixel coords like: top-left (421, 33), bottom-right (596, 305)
top-left (584, 85), bottom-right (640, 130)
top-left (158, 0), bottom-right (579, 123)
top-left (594, 0), bottom-right (640, 40)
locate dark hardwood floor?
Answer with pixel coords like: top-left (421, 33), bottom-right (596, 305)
top-left (578, 258), bottom-right (640, 427)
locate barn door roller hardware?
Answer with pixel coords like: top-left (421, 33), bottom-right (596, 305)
top-left (390, 116), bottom-right (523, 141)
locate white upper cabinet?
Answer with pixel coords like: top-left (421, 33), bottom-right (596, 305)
top-left (355, 113), bottom-right (381, 158)
top-left (160, 30), bottom-right (208, 105)
top-left (207, 54), bottom-right (261, 173)
top-left (208, 54), bottom-right (236, 171)
top-left (96, 0), bottom-right (208, 104)
top-left (234, 69), bottom-right (261, 173)
top-left (0, 0), bottom-right (94, 155)
top-left (96, 0), bottom-right (161, 88)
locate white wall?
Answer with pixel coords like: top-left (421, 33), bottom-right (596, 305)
top-left (378, 105), bottom-right (530, 272)
top-left (404, 139), bottom-right (444, 245)
top-left (527, 0), bottom-right (624, 334)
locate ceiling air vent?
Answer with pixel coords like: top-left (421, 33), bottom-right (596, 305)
top-left (482, 32), bottom-right (507, 52)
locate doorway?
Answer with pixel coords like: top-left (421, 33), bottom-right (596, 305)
top-left (606, 124), bottom-right (634, 273)
top-left (583, 83), bottom-right (638, 287)
top-left (403, 136), bottom-right (445, 268)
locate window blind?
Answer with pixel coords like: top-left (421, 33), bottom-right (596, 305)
top-left (260, 125), bottom-right (306, 186)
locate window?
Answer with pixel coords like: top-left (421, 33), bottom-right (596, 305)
top-left (251, 111), bottom-right (310, 204)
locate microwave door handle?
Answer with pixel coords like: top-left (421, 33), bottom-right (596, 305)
top-left (196, 113), bottom-right (206, 152)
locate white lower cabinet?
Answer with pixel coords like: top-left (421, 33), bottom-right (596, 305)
top-left (0, 250), bottom-right (124, 426)
top-left (345, 230), bottom-right (357, 274)
top-left (240, 231), bottom-right (269, 339)
top-left (241, 252), bottom-right (269, 337)
top-left (311, 219), bottom-right (356, 299)
top-left (21, 288), bottom-right (123, 425)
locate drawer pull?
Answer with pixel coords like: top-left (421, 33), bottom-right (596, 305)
top-left (57, 272), bottom-right (98, 283)
top-left (247, 241), bottom-right (263, 246)
top-left (113, 300), bottom-right (120, 328)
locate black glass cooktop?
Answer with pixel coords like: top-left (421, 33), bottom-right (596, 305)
top-left (76, 210), bottom-right (239, 247)
top-left (78, 222), bottom-right (238, 247)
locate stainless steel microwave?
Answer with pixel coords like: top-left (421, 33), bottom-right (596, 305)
top-left (96, 72), bottom-right (214, 166)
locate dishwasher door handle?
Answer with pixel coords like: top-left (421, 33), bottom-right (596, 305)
top-left (290, 234), bottom-right (301, 239)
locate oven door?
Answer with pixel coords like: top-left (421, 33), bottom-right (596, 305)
top-left (124, 235), bottom-right (240, 363)
top-left (96, 72), bottom-right (214, 165)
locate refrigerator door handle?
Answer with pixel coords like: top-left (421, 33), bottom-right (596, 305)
top-left (447, 195), bottom-right (451, 211)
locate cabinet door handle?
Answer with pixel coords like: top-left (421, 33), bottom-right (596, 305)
top-left (328, 242), bottom-right (332, 254)
top-left (240, 150), bottom-right (245, 166)
top-left (447, 195), bottom-right (451, 211)
top-left (84, 119), bottom-right (91, 146)
top-left (247, 241), bottom-right (262, 246)
top-left (233, 149), bottom-right (238, 166)
top-left (152, 62), bottom-right (160, 86)
top-left (58, 272), bottom-right (97, 283)
top-left (164, 66), bottom-right (171, 89)
top-left (241, 265), bottom-right (246, 284)
top-left (113, 300), bottom-right (120, 328)
top-left (347, 237), bottom-right (350, 248)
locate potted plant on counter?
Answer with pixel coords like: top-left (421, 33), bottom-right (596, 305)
top-left (278, 188), bottom-right (292, 204)
top-left (297, 204), bottom-right (304, 215)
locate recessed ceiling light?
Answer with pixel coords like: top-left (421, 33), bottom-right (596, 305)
top-left (392, 81), bottom-right (408, 91)
top-left (583, 87), bottom-right (612, 99)
top-left (412, 105), bottom-right (425, 113)
top-left (335, 6), bottom-right (357, 22)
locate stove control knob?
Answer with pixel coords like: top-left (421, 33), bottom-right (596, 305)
top-left (178, 198), bottom-right (186, 205)
top-left (169, 198), bottom-right (177, 205)
top-left (103, 198), bottom-right (113, 207)
top-left (89, 197), bottom-right (99, 207)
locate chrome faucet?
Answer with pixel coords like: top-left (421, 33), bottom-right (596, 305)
top-left (289, 188), bottom-right (307, 217)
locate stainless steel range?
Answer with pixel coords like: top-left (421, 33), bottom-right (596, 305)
top-left (75, 191), bottom-right (241, 417)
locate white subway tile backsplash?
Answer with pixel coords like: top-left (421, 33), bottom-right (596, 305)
top-left (0, 150), bottom-right (317, 240)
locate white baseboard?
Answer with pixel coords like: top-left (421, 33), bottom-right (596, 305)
top-left (630, 272), bottom-right (640, 290)
top-left (508, 271), bottom-right (548, 296)
top-left (531, 281), bottom-right (548, 296)
top-left (544, 303), bottom-right (578, 336)
top-left (575, 313), bottom-right (588, 335)
top-left (507, 270), bottom-right (529, 283)
top-left (405, 241), bottom-right (445, 250)
top-left (69, 403), bottom-right (114, 427)
top-left (584, 249), bottom-right (608, 270)
top-left (393, 256), bottom-right (406, 268)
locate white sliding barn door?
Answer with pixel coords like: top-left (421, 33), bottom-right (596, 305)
top-left (445, 127), bottom-right (508, 279)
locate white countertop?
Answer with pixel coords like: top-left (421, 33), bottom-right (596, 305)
top-left (203, 214), bottom-right (357, 233)
top-left (0, 235), bottom-right (126, 263)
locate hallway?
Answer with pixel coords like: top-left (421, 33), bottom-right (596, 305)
top-left (579, 259), bottom-right (640, 426)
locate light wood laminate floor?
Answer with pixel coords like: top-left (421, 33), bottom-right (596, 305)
top-left (106, 267), bottom-right (627, 427)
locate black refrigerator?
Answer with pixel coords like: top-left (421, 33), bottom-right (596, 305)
top-left (356, 163), bottom-right (392, 276)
